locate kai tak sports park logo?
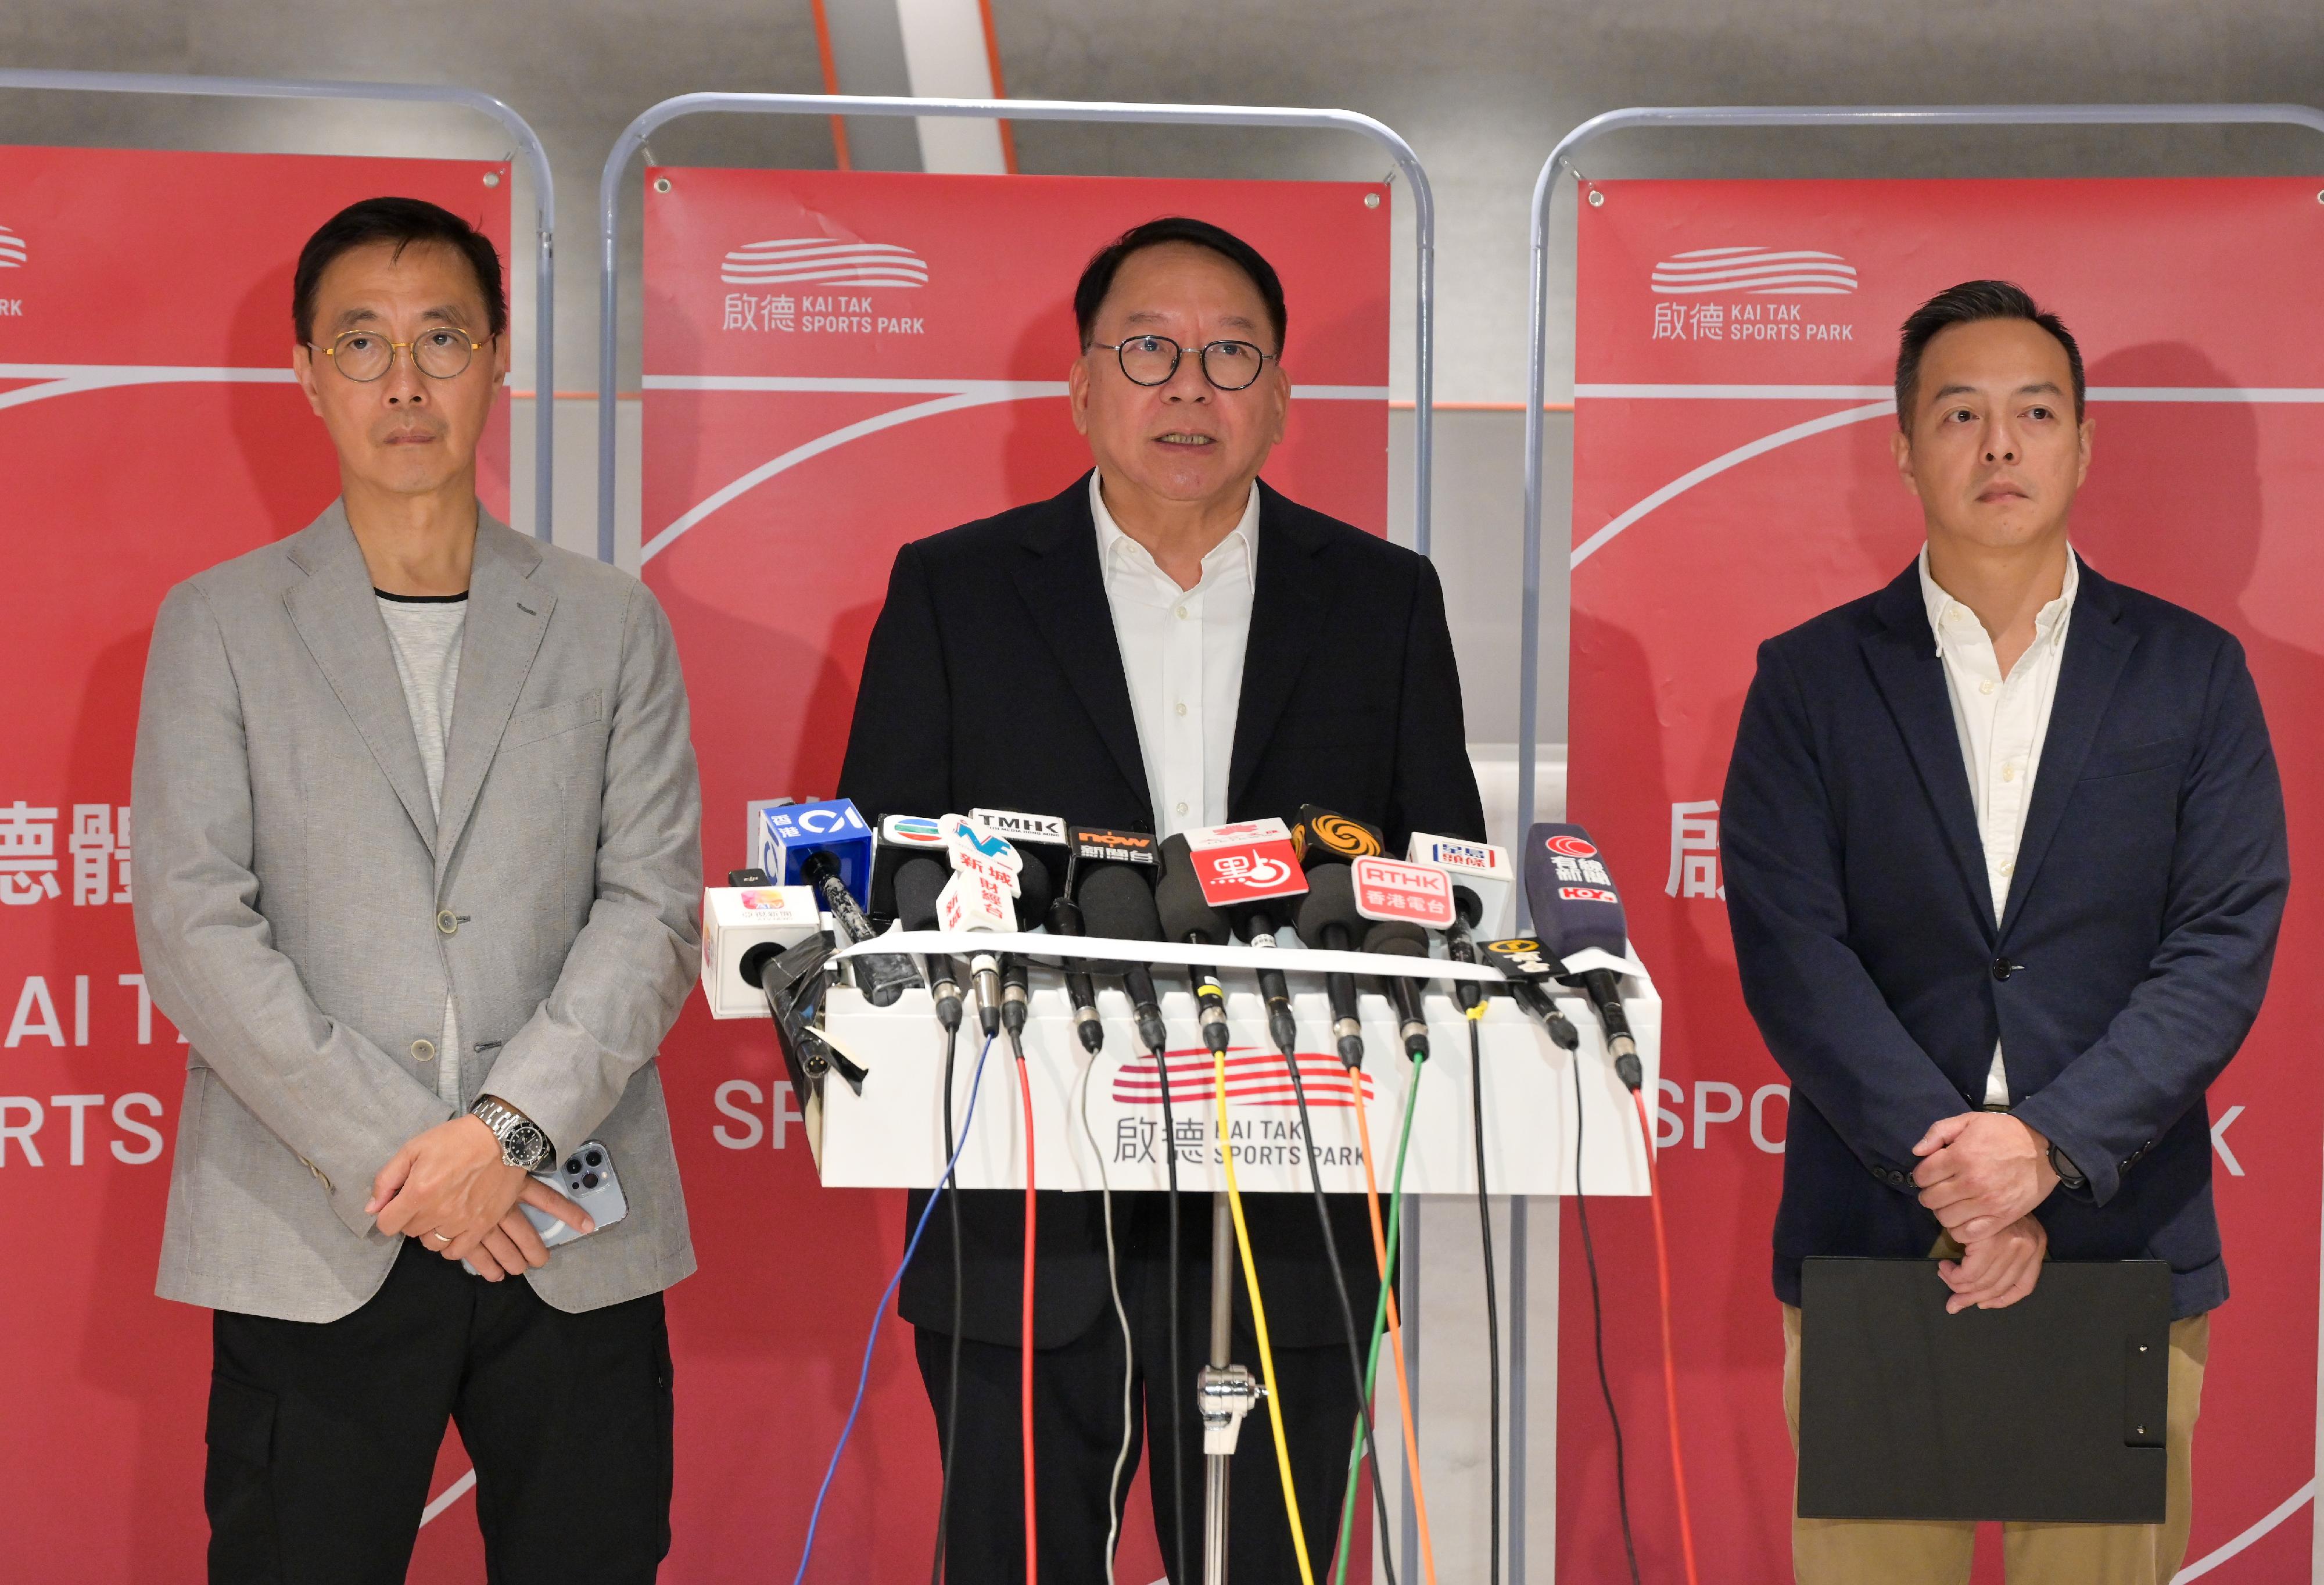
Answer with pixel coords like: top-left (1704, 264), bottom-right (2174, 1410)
top-left (1647, 246), bottom-right (1859, 346)
top-left (719, 236), bottom-right (929, 339)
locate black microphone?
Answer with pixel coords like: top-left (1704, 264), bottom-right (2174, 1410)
top-left (1077, 862), bottom-right (1171, 1058)
top-left (1361, 918), bottom-right (1432, 1059)
top-left (802, 849), bottom-right (921, 1007)
top-left (1523, 823), bottom-right (1642, 1091)
top-left (893, 856), bottom-right (964, 1033)
top-left (1229, 901), bottom-right (1301, 1059)
top-left (997, 860), bottom-right (1053, 1040)
top-left (737, 934), bottom-right (867, 1095)
top-left (1048, 893), bottom-right (1106, 1055)
top-left (1443, 886), bottom-right (1486, 1013)
top-left (1293, 863), bottom-right (1371, 1067)
top-left (1155, 835), bottom-right (1232, 1058)
top-left (1477, 937), bottom-right (1582, 1050)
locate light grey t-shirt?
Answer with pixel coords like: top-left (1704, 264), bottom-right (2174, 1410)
top-left (376, 590), bottom-right (467, 1107)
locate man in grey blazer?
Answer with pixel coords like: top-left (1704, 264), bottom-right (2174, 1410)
top-left (132, 197), bottom-right (702, 1584)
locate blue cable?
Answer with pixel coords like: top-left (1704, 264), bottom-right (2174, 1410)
top-left (792, 1034), bottom-right (996, 1585)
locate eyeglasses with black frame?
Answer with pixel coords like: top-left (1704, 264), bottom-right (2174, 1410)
top-left (310, 325), bottom-right (492, 382)
top-left (1088, 334), bottom-right (1278, 391)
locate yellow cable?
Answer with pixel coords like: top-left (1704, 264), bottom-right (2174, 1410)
top-left (1349, 1063), bottom-right (1442, 1585)
top-left (1208, 981), bottom-right (1317, 1585)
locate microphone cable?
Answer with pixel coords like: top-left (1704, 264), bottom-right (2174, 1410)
top-left (1006, 1024), bottom-right (1041, 1585)
top-left (1468, 1003), bottom-right (1502, 1585)
top-left (794, 1034), bottom-right (995, 1585)
top-left (1244, 928), bottom-right (1399, 1583)
top-left (1151, 1048), bottom-right (1192, 1574)
top-left (1333, 1051), bottom-right (1440, 1585)
top-left (932, 1023), bottom-right (963, 1585)
top-left (1272, 1044), bottom-right (1399, 1585)
top-left (1203, 978), bottom-right (1318, 1585)
top-left (1633, 1085), bottom-right (1701, 1585)
top-left (1573, 1049), bottom-right (1641, 1585)
top-left (1075, 1021), bottom-right (1137, 1584)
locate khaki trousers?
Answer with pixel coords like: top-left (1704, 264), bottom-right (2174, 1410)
top-left (1780, 1301), bottom-right (2208, 1585)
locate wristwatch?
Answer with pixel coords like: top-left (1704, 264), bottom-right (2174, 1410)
top-left (2049, 1141), bottom-right (2089, 1191)
top-left (471, 1095), bottom-right (555, 1174)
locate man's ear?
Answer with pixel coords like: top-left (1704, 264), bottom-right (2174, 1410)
top-left (292, 342), bottom-right (325, 417)
top-left (1890, 424), bottom-right (1918, 496)
top-left (2075, 413), bottom-right (2095, 489)
top-left (1066, 352), bottom-right (1091, 438)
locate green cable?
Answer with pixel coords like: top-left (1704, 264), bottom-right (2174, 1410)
top-left (1332, 1051), bottom-right (1429, 1585)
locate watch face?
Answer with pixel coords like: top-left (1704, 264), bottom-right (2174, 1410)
top-left (506, 1120), bottom-right (548, 1168)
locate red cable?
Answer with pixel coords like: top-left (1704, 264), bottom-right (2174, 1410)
top-left (974, 0), bottom-right (1020, 173)
top-left (1017, 1046), bottom-right (1039, 1585)
top-left (1632, 1088), bottom-right (1701, 1585)
top-left (804, 0), bottom-right (852, 170)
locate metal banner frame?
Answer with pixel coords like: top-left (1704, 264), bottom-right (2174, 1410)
top-left (0, 68), bottom-right (558, 537)
top-left (595, 88), bottom-right (1439, 1582)
top-left (595, 91), bottom-right (1437, 565)
top-left (1515, 101), bottom-right (2324, 860)
top-left (1509, 99), bottom-right (2324, 1585)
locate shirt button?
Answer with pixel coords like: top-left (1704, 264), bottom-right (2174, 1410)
top-left (1175, 801), bottom-right (1189, 816)
top-left (2001, 764), bottom-right (2017, 782)
top-left (436, 909), bottom-right (459, 935)
top-left (411, 1038), bottom-right (436, 1063)
top-left (1979, 680), bottom-right (1996, 695)
top-left (1176, 606), bottom-right (1189, 621)
top-left (1175, 702), bottom-right (1188, 716)
top-left (1999, 860), bottom-right (2015, 876)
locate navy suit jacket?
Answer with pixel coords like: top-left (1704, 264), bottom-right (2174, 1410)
top-left (838, 472), bottom-right (1485, 1347)
top-left (1722, 558), bottom-right (2287, 1318)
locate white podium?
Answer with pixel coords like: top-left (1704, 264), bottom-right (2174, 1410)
top-left (808, 963), bottom-right (1658, 1198)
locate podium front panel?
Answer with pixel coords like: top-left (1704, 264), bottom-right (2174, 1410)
top-left (815, 973), bottom-right (1658, 1197)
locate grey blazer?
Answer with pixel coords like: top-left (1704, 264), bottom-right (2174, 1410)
top-left (133, 503), bottom-right (702, 1322)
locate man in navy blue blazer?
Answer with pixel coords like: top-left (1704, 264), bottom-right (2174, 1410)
top-left (1722, 281), bottom-right (2287, 1584)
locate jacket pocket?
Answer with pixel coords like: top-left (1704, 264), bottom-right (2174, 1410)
top-left (503, 689), bottom-right (604, 750)
top-left (2079, 736), bottom-right (2186, 782)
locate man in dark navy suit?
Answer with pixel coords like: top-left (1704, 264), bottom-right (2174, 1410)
top-left (1722, 281), bottom-right (2287, 1584)
top-left (840, 217), bottom-right (1484, 1584)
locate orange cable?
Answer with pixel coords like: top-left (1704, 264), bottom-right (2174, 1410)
top-left (1348, 1082), bottom-right (1441, 1585)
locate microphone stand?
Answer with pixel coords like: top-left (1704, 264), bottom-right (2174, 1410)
top-left (1185, 951), bottom-right (1262, 1585)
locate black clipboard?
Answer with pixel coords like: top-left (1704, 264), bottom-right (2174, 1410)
top-left (1796, 1257), bottom-right (2172, 1523)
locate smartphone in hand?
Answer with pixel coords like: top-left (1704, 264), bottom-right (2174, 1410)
top-left (463, 1141), bottom-right (628, 1274)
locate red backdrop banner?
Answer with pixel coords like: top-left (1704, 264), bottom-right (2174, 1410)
top-left (0, 146), bottom-right (511, 1580)
top-left (640, 168), bottom-right (1389, 1580)
top-left (1561, 177), bottom-right (2324, 1582)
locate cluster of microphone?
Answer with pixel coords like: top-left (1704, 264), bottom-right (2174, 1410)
top-left (723, 792), bottom-right (1649, 1090)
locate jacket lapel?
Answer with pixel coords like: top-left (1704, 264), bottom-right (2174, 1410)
top-left (1997, 564), bottom-right (2136, 938)
top-left (282, 504), bottom-right (437, 849)
top-left (1009, 475), bottom-right (1152, 811)
top-left (1227, 480), bottom-right (1329, 811)
top-left (433, 512), bottom-right (554, 877)
top-left (1859, 565), bottom-right (1997, 934)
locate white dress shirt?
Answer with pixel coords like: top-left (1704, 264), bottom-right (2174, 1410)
top-left (1091, 471), bottom-right (1259, 841)
top-left (1918, 544), bottom-right (2079, 1106)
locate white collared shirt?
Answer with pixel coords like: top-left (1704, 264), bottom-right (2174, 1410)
top-left (1091, 471), bottom-right (1258, 841)
top-left (1918, 544), bottom-right (2079, 1106)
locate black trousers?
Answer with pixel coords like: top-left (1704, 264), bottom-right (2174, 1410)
top-left (205, 1239), bottom-right (675, 1585)
top-left (917, 1195), bottom-right (1367, 1584)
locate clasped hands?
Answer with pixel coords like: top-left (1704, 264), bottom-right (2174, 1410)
top-left (1910, 1111), bottom-right (2060, 1314)
top-left (365, 1115), bottom-right (592, 1281)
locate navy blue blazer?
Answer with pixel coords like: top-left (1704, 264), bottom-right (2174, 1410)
top-left (1722, 559), bottom-right (2287, 1319)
